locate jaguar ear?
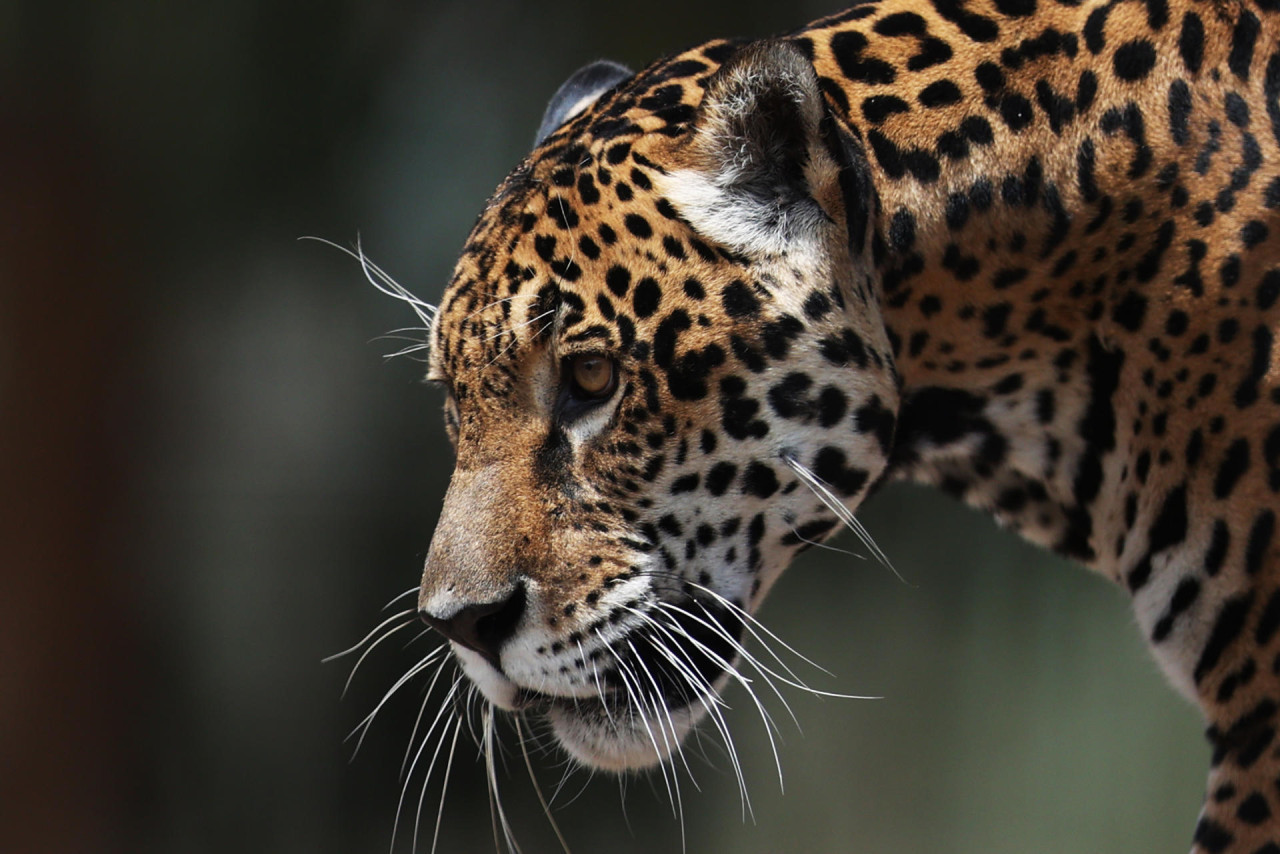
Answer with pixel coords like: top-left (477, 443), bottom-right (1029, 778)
top-left (663, 40), bottom-right (837, 256)
top-left (535, 60), bottom-right (634, 145)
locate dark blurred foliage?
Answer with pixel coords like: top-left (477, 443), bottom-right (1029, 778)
top-left (1, 2), bottom-right (1205, 852)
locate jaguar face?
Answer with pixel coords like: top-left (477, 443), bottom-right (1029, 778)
top-left (417, 41), bottom-right (898, 770)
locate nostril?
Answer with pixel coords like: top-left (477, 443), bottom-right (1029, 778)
top-left (419, 583), bottom-right (527, 668)
top-left (473, 584), bottom-right (526, 653)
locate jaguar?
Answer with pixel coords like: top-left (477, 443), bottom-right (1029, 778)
top-left (372, 0), bottom-right (1280, 849)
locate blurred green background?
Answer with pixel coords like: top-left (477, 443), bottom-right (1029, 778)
top-left (2, 1), bottom-right (1206, 852)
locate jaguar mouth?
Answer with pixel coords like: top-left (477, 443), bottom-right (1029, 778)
top-left (502, 595), bottom-right (749, 769)
top-left (516, 595), bottom-right (746, 708)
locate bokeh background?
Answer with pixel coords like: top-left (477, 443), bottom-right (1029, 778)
top-left (3, 1), bottom-right (1208, 852)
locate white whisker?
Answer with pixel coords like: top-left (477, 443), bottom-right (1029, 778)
top-left (381, 339), bottom-right (434, 362)
top-left (383, 586), bottom-right (420, 610)
top-left (400, 654), bottom-right (457, 778)
top-left (460, 293), bottom-right (532, 324)
top-left (662, 599), bottom-right (877, 702)
top-left (633, 603), bottom-right (775, 806)
top-left (482, 308), bottom-right (558, 369)
top-left (578, 638), bottom-right (619, 732)
top-left (323, 608), bottom-right (416, 664)
top-left (686, 581), bottom-right (834, 679)
top-left (394, 675), bottom-right (461, 853)
top-left (609, 602), bottom-right (750, 815)
top-left (429, 716), bottom-right (464, 854)
top-left (624, 639), bottom-right (689, 853)
top-left (483, 705), bottom-right (522, 853)
top-left (612, 654), bottom-right (678, 817)
top-left (782, 454), bottom-right (905, 583)
top-left (301, 235), bottom-right (438, 329)
top-left (486, 308), bottom-right (556, 342)
top-left (789, 525), bottom-right (869, 559)
top-left (335, 614), bottom-right (421, 698)
top-left (515, 715), bottom-right (573, 854)
top-left (349, 647), bottom-right (447, 755)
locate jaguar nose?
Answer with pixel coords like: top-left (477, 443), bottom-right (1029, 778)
top-left (419, 583), bottom-right (527, 668)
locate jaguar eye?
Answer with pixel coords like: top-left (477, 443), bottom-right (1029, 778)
top-left (568, 354), bottom-right (617, 400)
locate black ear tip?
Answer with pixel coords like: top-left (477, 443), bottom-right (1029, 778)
top-left (535, 59), bottom-right (634, 145)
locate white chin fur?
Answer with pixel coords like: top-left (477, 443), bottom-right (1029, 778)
top-left (455, 644), bottom-right (725, 772)
top-left (546, 701), bottom-right (706, 771)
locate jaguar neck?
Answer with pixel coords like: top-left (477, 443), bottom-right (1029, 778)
top-left (796, 1), bottom-right (1177, 577)
top-left (872, 205), bottom-right (1128, 578)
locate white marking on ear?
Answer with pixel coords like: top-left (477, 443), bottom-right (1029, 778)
top-left (659, 166), bottom-right (829, 256)
top-left (655, 41), bottom-right (833, 257)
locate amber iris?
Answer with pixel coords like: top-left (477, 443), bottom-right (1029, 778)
top-left (569, 354), bottom-right (616, 399)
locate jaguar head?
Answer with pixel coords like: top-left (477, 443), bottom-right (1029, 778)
top-left (417, 40), bottom-right (898, 770)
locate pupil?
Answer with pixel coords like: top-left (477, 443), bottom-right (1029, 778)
top-left (578, 358), bottom-right (608, 393)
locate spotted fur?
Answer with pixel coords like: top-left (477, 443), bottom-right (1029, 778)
top-left (411, 1), bottom-right (1280, 848)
